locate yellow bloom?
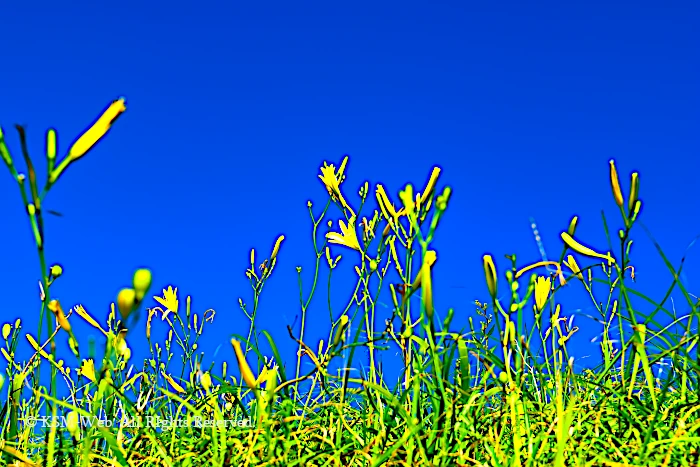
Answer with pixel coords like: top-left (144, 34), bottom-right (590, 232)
top-left (326, 218), bottom-right (362, 253)
top-left (398, 184), bottom-right (416, 219)
top-left (68, 98), bottom-right (126, 161)
top-left (608, 159), bottom-right (624, 208)
top-left (154, 286), bottom-right (179, 320)
top-left (318, 156), bottom-right (354, 214)
top-left (563, 255), bottom-right (583, 281)
top-left (73, 304), bottom-right (107, 335)
top-left (78, 359), bottom-right (96, 383)
top-left (560, 232), bottom-right (615, 266)
top-left (534, 276), bottom-right (551, 311)
top-left (161, 370), bottom-right (186, 394)
top-left (230, 338), bottom-right (258, 389)
top-left (200, 371), bottom-right (212, 392)
top-left (375, 185), bottom-right (402, 224)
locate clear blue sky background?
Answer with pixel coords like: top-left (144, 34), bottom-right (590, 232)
top-left (1, 1), bottom-right (698, 389)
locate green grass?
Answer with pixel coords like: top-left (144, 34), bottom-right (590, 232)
top-left (1, 104), bottom-right (699, 467)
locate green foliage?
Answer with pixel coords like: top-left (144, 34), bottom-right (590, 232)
top-left (0, 114), bottom-right (698, 467)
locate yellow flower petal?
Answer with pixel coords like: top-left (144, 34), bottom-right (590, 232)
top-left (563, 255), bottom-right (583, 281)
top-left (534, 276), bottom-right (551, 311)
top-left (74, 304), bottom-right (107, 335)
top-left (154, 286), bottom-right (179, 319)
top-left (78, 359), bottom-right (97, 383)
top-left (326, 218), bottom-right (362, 253)
top-left (318, 157), bottom-right (354, 215)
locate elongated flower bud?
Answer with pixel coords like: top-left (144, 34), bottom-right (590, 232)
top-left (332, 315), bottom-right (349, 348)
top-left (231, 338), bottom-right (257, 389)
top-left (48, 299), bottom-right (71, 333)
top-left (628, 172), bottom-right (639, 213)
top-left (608, 159), bottom-right (624, 208)
top-left (567, 216), bottom-right (578, 237)
top-left (482, 255), bottom-right (497, 299)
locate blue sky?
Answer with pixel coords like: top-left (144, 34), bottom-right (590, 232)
top-left (1, 0), bottom-right (698, 389)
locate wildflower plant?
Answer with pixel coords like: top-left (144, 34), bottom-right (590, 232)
top-left (0, 101), bottom-right (698, 467)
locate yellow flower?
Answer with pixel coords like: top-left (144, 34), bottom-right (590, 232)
top-left (73, 304), bottom-right (107, 335)
top-left (200, 372), bottom-right (212, 392)
top-left (230, 338), bottom-right (258, 390)
top-left (375, 185), bottom-right (402, 224)
top-left (398, 184), bottom-right (416, 219)
top-left (68, 98), bottom-right (126, 161)
top-left (608, 159), bottom-right (624, 208)
top-left (78, 359), bottom-right (96, 383)
top-left (534, 276), bottom-right (551, 311)
top-left (318, 156), bottom-right (354, 214)
top-left (154, 286), bottom-right (179, 320)
top-left (563, 255), bottom-right (583, 281)
top-left (326, 218), bottom-right (362, 253)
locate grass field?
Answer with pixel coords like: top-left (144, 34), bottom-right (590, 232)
top-left (0, 100), bottom-right (698, 467)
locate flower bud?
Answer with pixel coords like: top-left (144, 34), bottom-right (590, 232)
top-left (482, 255), bottom-right (497, 299)
top-left (608, 159), bottom-right (624, 208)
top-left (117, 288), bottom-right (136, 319)
top-left (66, 411), bottom-right (80, 440)
top-left (132, 269), bottom-right (152, 302)
top-left (628, 172), bottom-right (639, 213)
top-left (49, 264), bottom-right (63, 279)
